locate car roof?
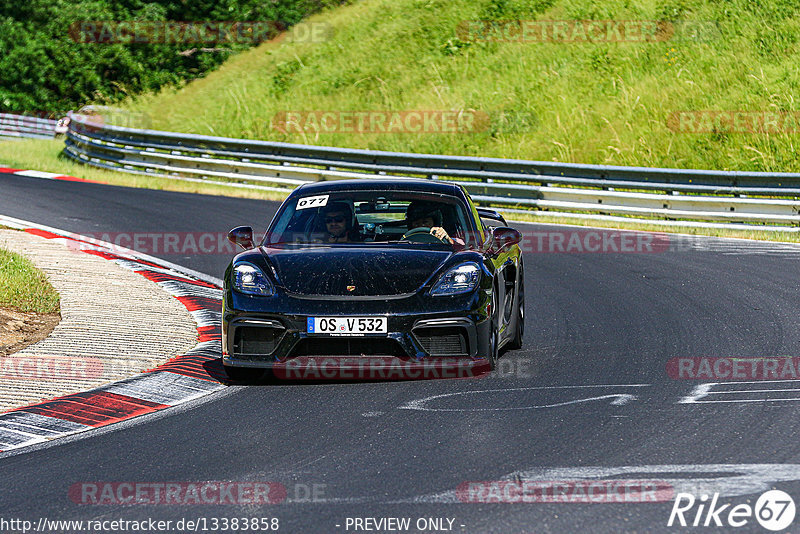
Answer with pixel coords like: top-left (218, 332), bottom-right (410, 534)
top-left (292, 178), bottom-right (463, 197)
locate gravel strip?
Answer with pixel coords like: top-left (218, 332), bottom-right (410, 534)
top-left (0, 230), bottom-right (198, 412)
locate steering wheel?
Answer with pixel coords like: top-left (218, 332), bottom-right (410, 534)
top-left (401, 227), bottom-right (448, 243)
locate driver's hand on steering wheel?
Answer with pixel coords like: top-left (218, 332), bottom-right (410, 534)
top-left (430, 226), bottom-right (453, 244)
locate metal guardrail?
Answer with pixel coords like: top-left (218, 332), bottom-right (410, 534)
top-left (0, 113), bottom-right (60, 140)
top-left (63, 112), bottom-right (800, 226)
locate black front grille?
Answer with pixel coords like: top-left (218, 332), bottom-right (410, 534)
top-left (414, 327), bottom-right (468, 356)
top-left (292, 337), bottom-right (405, 357)
top-left (234, 326), bottom-right (282, 356)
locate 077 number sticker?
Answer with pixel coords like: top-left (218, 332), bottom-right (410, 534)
top-left (297, 195), bottom-right (329, 210)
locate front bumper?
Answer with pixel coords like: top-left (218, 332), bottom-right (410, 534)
top-left (222, 287), bottom-right (492, 378)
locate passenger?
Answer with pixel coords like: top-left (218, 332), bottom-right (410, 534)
top-left (320, 202), bottom-right (360, 243)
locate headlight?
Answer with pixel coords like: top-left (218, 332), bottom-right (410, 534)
top-left (233, 263), bottom-right (274, 296)
top-left (430, 262), bottom-right (480, 296)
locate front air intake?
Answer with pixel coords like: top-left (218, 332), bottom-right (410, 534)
top-left (234, 326), bottom-right (282, 356)
top-left (413, 327), bottom-right (469, 357)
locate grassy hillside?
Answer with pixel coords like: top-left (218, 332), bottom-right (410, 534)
top-left (118, 0), bottom-right (800, 172)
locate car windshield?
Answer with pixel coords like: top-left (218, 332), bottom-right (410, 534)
top-left (264, 190), bottom-right (477, 248)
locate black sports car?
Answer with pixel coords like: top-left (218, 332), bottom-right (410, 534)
top-left (221, 179), bottom-right (524, 381)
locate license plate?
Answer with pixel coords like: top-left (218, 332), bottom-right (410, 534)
top-left (307, 316), bottom-right (387, 336)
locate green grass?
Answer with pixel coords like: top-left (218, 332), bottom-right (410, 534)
top-left (114, 0), bottom-right (800, 172)
top-left (0, 246), bottom-right (60, 313)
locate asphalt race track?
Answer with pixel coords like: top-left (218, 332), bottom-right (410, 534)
top-left (2, 171), bottom-right (800, 533)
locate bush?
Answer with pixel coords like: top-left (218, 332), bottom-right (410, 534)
top-left (0, 0), bottom-right (347, 114)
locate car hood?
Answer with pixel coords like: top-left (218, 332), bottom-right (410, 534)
top-left (262, 246), bottom-right (452, 297)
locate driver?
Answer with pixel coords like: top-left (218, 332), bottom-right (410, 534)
top-left (320, 202), bottom-right (359, 243)
top-left (405, 201), bottom-right (463, 245)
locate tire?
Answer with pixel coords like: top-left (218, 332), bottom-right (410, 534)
top-left (507, 259), bottom-right (525, 350)
top-left (488, 287), bottom-right (500, 370)
top-left (224, 365), bottom-right (264, 383)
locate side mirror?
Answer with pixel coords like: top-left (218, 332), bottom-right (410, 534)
top-left (491, 227), bottom-right (522, 254)
top-left (227, 226), bottom-right (255, 250)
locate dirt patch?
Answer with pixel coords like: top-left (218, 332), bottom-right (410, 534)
top-left (0, 307), bottom-right (61, 357)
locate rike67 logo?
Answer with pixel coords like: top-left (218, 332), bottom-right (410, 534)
top-left (668, 490), bottom-right (796, 531)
